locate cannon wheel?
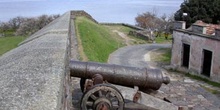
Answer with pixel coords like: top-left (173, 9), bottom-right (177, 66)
top-left (81, 84), bottom-right (124, 110)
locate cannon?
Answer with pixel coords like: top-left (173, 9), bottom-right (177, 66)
top-left (70, 60), bottom-right (171, 110)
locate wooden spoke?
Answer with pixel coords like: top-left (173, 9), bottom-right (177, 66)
top-left (98, 90), bottom-right (103, 97)
top-left (86, 101), bottom-right (93, 106)
top-left (90, 94), bottom-right (97, 100)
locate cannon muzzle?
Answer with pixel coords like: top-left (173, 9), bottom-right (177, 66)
top-left (70, 60), bottom-right (170, 90)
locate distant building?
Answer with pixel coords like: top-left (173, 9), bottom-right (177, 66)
top-left (171, 20), bottom-right (220, 82)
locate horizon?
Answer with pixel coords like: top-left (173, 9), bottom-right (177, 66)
top-left (0, 0), bottom-right (183, 24)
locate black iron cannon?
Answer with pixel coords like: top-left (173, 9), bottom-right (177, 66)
top-left (70, 60), bottom-right (171, 110)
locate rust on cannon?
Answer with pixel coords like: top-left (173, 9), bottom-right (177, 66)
top-left (69, 60), bottom-right (170, 91)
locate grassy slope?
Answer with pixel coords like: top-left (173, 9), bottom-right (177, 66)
top-left (104, 25), bottom-right (172, 44)
top-left (75, 17), bottom-right (124, 62)
top-left (104, 25), bottom-right (147, 44)
top-left (0, 36), bottom-right (27, 56)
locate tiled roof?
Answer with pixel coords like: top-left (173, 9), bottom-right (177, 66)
top-left (193, 20), bottom-right (220, 35)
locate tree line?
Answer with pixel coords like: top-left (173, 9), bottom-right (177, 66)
top-left (0, 14), bottom-right (60, 37)
top-left (135, 9), bottom-right (174, 40)
top-left (135, 0), bottom-right (220, 36)
top-left (174, 0), bottom-right (220, 27)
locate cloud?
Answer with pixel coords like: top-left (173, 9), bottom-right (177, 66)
top-left (127, 0), bottom-right (182, 7)
top-left (0, 0), bottom-right (45, 2)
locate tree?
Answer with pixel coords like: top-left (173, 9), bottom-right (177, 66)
top-left (36, 15), bottom-right (49, 30)
top-left (15, 14), bottom-right (60, 36)
top-left (174, 0), bottom-right (220, 27)
top-left (16, 18), bottom-right (38, 36)
top-left (0, 22), bottom-right (10, 37)
top-left (8, 16), bottom-right (24, 30)
top-left (135, 11), bottom-right (174, 38)
top-left (135, 12), bottom-right (160, 31)
top-left (0, 14), bottom-right (60, 36)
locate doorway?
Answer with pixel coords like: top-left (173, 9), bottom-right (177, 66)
top-left (182, 43), bottom-right (190, 68)
top-left (202, 49), bottom-right (212, 77)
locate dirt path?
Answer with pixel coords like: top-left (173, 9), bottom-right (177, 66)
top-left (113, 30), bottom-right (134, 46)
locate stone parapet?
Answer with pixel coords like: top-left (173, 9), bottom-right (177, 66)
top-left (0, 11), bottom-right (72, 110)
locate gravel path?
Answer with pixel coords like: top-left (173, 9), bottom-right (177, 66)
top-left (108, 44), bottom-right (171, 68)
top-left (113, 30), bottom-right (134, 46)
top-left (108, 44), bottom-right (220, 110)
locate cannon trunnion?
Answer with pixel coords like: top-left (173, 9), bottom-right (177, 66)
top-left (70, 60), bottom-right (170, 110)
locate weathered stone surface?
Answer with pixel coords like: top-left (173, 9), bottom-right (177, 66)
top-left (0, 12), bottom-right (71, 110)
top-left (115, 85), bottom-right (178, 110)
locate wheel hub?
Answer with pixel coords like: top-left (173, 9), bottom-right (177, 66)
top-left (94, 98), bottom-right (111, 110)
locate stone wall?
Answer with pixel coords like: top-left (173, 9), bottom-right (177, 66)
top-left (129, 30), bottom-right (150, 40)
top-left (0, 11), bottom-right (74, 110)
top-left (171, 30), bottom-right (220, 82)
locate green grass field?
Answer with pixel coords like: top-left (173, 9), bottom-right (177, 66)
top-left (0, 36), bottom-right (27, 56)
top-left (75, 17), bottom-right (124, 62)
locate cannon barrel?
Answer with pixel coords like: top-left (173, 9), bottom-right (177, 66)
top-left (70, 60), bottom-right (170, 90)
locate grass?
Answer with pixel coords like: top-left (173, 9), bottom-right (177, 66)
top-left (185, 73), bottom-right (220, 88)
top-left (103, 25), bottom-right (132, 34)
top-left (200, 85), bottom-right (220, 94)
top-left (103, 25), bottom-right (148, 44)
top-left (154, 34), bottom-right (172, 44)
top-left (75, 17), bottom-right (125, 62)
top-left (157, 48), bottom-right (171, 62)
top-left (0, 36), bottom-right (27, 56)
top-left (0, 29), bottom-right (16, 37)
top-left (150, 48), bottom-right (171, 63)
top-left (168, 67), bottom-right (220, 88)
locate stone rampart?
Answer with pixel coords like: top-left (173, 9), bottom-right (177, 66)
top-left (71, 10), bottom-right (98, 23)
top-left (0, 11), bottom-right (74, 110)
top-left (100, 23), bottom-right (144, 30)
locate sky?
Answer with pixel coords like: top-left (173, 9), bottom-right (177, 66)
top-left (0, 0), bottom-right (183, 24)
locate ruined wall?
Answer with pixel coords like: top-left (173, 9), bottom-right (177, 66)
top-left (0, 11), bottom-right (74, 110)
top-left (171, 30), bottom-right (220, 82)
